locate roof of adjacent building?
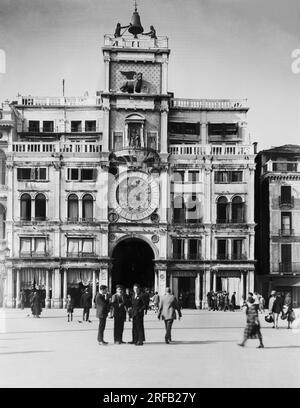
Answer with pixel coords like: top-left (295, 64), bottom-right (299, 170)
top-left (259, 144), bottom-right (300, 158)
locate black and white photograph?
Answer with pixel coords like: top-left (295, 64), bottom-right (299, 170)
top-left (0, 0), bottom-right (300, 392)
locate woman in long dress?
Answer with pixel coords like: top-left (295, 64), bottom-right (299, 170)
top-left (238, 297), bottom-right (264, 348)
top-left (31, 291), bottom-right (42, 318)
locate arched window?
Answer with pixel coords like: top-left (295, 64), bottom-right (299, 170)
top-left (68, 194), bottom-right (78, 221)
top-left (20, 194), bottom-right (31, 221)
top-left (186, 195), bottom-right (202, 224)
top-left (173, 195), bottom-right (185, 223)
top-left (35, 193), bottom-right (46, 221)
top-left (0, 150), bottom-right (6, 185)
top-left (232, 196), bottom-right (244, 223)
top-left (0, 204), bottom-right (6, 240)
top-left (82, 194), bottom-right (93, 221)
top-left (217, 196), bottom-right (228, 223)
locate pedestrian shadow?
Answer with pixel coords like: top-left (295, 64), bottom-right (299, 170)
top-left (0, 350), bottom-right (53, 355)
top-left (146, 340), bottom-right (236, 346)
top-left (263, 345), bottom-right (300, 349)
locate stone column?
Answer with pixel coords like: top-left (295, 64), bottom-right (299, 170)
top-left (158, 270), bottom-right (167, 296)
top-left (205, 269), bottom-right (211, 296)
top-left (45, 270), bottom-right (51, 308)
top-left (247, 166), bottom-right (255, 224)
top-left (195, 272), bottom-right (201, 309)
top-left (92, 270), bottom-right (96, 308)
top-left (173, 276), bottom-right (178, 299)
top-left (161, 57), bottom-right (169, 94)
top-left (204, 167), bottom-right (212, 224)
top-left (99, 268), bottom-right (108, 289)
top-left (201, 123), bottom-right (208, 144)
top-left (63, 269), bottom-right (67, 308)
top-left (239, 121), bottom-right (248, 144)
top-left (240, 272), bottom-right (244, 304)
top-left (248, 269), bottom-right (255, 294)
top-left (160, 102), bottom-right (169, 155)
top-left (102, 105), bottom-right (110, 153)
top-left (160, 169), bottom-right (168, 223)
top-left (154, 270), bottom-right (158, 293)
top-left (16, 269), bottom-right (20, 308)
top-left (213, 270), bottom-right (217, 292)
top-left (228, 239), bottom-right (232, 260)
top-left (78, 198), bottom-right (83, 221)
top-left (184, 239), bottom-right (188, 260)
top-left (52, 268), bottom-right (62, 308)
top-left (103, 54), bottom-right (110, 92)
top-left (5, 267), bottom-right (14, 308)
top-left (249, 233), bottom-right (255, 260)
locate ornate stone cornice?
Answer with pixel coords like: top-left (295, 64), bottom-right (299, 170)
top-left (265, 174), bottom-right (300, 181)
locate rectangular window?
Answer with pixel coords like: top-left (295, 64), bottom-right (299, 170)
top-left (217, 240), bottom-right (227, 260)
top-left (188, 171), bottom-right (199, 183)
top-left (20, 238), bottom-right (32, 255)
top-left (147, 131), bottom-right (157, 150)
top-left (232, 239), bottom-right (243, 260)
top-left (173, 239), bottom-right (184, 259)
top-left (81, 169), bottom-right (94, 180)
top-left (273, 162), bottom-right (298, 172)
top-left (231, 171), bottom-right (243, 182)
top-left (113, 131), bottom-right (123, 150)
top-left (67, 238), bottom-right (94, 256)
top-left (17, 168), bottom-right (31, 180)
top-left (208, 123), bottom-right (238, 136)
top-left (281, 186), bottom-right (292, 204)
top-left (20, 237), bottom-right (46, 256)
top-left (82, 239), bottom-right (93, 254)
top-left (168, 122), bottom-right (199, 135)
top-left (188, 239), bottom-right (200, 260)
top-left (28, 121), bottom-right (40, 132)
top-left (42, 121), bottom-right (54, 132)
top-left (34, 238), bottom-right (46, 255)
top-left (281, 244), bottom-right (292, 272)
top-left (71, 121), bottom-right (82, 133)
top-left (17, 167), bottom-right (47, 181)
top-left (281, 212), bottom-right (292, 235)
top-left (214, 171), bottom-right (242, 183)
top-left (85, 121), bottom-right (96, 132)
top-left (67, 168), bottom-right (96, 181)
top-left (215, 171), bottom-right (228, 183)
top-left (68, 168), bottom-right (79, 181)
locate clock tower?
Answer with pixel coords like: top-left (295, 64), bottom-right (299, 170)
top-left (102, 6), bottom-right (170, 293)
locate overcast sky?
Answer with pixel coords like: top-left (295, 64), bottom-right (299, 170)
top-left (0, 0), bottom-right (299, 150)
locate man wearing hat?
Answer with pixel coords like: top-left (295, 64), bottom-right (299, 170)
top-left (111, 284), bottom-right (127, 344)
top-left (95, 285), bottom-right (110, 345)
top-left (79, 288), bottom-right (92, 323)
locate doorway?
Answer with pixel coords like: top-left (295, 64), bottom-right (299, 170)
top-left (111, 238), bottom-right (154, 293)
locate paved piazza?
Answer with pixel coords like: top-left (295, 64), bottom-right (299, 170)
top-left (0, 308), bottom-right (300, 388)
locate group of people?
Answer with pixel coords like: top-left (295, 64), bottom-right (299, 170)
top-left (267, 291), bottom-right (295, 329)
top-left (95, 284), bottom-right (181, 346)
top-left (207, 291), bottom-right (237, 311)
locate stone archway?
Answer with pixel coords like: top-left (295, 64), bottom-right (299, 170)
top-left (111, 238), bottom-right (154, 292)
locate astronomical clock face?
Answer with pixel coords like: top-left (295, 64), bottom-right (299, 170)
top-left (110, 171), bottom-right (159, 221)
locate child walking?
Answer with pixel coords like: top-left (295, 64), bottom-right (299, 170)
top-left (66, 294), bottom-right (74, 322)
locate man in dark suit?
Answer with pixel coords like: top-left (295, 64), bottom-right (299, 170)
top-left (231, 292), bottom-right (236, 311)
top-left (95, 285), bottom-right (110, 345)
top-left (129, 283), bottom-right (145, 346)
top-left (158, 287), bottom-right (182, 344)
top-left (79, 288), bottom-right (92, 323)
top-left (111, 285), bottom-right (127, 344)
